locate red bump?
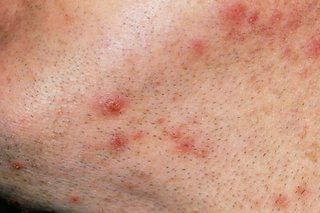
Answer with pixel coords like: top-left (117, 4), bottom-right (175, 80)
top-left (11, 160), bottom-right (23, 170)
top-left (169, 129), bottom-right (195, 153)
top-left (165, 128), bottom-right (208, 158)
top-left (109, 133), bottom-right (129, 152)
top-left (169, 129), bottom-right (182, 140)
top-left (296, 185), bottom-right (309, 197)
top-left (269, 10), bottom-right (283, 25)
top-left (306, 36), bottom-right (320, 58)
top-left (273, 194), bottom-right (289, 209)
top-left (132, 131), bottom-right (144, 140)
top-left (175, 137), bottom-right (195, 153)
top-left (68, 195), bottom-right (81, 204)
top-left (97, 95), bottom-right (128, 117)
top-left (221, 2), bottom-right (248, 25)
top-left (194, 149), bottom-right (209, 158)
top-left (155, 118), bottom-right (165, 125)
top-left (190, 39), bottom-right (206, 58)
top-left (247, 11), bottom-right (259, 25)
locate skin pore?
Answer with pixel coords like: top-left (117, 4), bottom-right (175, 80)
top-left (1, 0), bottom-right (320, 212)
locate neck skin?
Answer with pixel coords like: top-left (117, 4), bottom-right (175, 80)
top-left (0, 0), bottom-right (320, 212)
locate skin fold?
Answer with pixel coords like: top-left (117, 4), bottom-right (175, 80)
top-left (1, 0), bottom-right (320, 212)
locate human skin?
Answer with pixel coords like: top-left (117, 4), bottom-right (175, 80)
top-left (1, 0), bottom-right (320, 212)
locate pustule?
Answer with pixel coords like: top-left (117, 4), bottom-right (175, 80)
top-left (92, 93), bottom-right (129, 118)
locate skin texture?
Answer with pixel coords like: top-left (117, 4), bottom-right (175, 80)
top-left (1, 0), bottom-right (320, 212)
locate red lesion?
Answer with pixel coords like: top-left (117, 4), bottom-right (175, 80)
top-left (68, 194), bottom-right (81, 204)
top-left (155, 117), bottom-right (165, 125)
top-left (96, 94), bottom-right (128, 117)
top-left (305, 35), bottom-right (320, 58)
top-left (247, 11), bottom-right (259, 25)
top-left (190, 39), bottom-right (206, 58)
top-left (164, 128), bottom-right (208, 158)
top-left (269, 10), bottom-right (283, 26)
top-left (194, 149), bottom-right (208, 158)
top-left (11, 160), bottom-right (23, 170)
top-left (273, 193), bottom-right (289, 209)
top-left (218, 1), bottom-right (263, 39)
top-left (295, 184), bottom-right (310, 198)
top-left (87, 132), bottom-right (130, 153)
top-left (221, 2), bottom-right (248, 25)
top-left (109, 133), bottom-right (129, 152)
top-left (174, 136), bottom-right (195, 153)
top-left (132, 130), bottom-right (144, 140)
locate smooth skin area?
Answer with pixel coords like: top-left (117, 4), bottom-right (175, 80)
top-left (1, 0), bottom-right (320, 212)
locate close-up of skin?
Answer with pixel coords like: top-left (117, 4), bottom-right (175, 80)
top-left (1, 0), bottom-right (320, 212)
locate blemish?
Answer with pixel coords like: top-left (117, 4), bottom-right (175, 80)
top-left (68, 195), bottom-right (81, 204)
top-left (221, 2), bottom-right (248, 25)
top-left (168, 129), bottom-right (195, 153)
top-left (63, 13), bottom-right (75, 24)
top-left (171, 95), bottom-right (179, 102)
top-left (123, 182), bottom-right (138, 191)
top-left (296, 185), bottom-right (309, 197)
top-left (97, 95), bottom-right (128, 117)
top-left (168, 129), bottom-right (182, 140)
top-left (305, 143), bottom-right (320, 162)
top-left (109, 133), bottom-right (129, 152)
top-left (285, 11), bottom-right (301, 31)
top-left (130, 169), bottom-right (152, 181)
top-left (164, 128), bottom-right (208, 158)
top-left (269, 10), bottom-right (283, 26)
top-left (190, 39), bottom-right (206, 58)
top-left (154, 81), bottom-right (162, 87)
top-left (273, 194), bottom-right (289, 209)
top-left (132, 131), bottom-right (144, 140)
top-left (305, 36), bottom-right (320, 58)
top-left (194, 149), bottom-right (209, 158)
top-left (155, 118), bottom-right (165, 125)
top-left (247, 11), bottom-right (259, 25)
top-left (175, 137), bottom-right (195, 153)
top-left (11, 161), bottom-right (23, 170)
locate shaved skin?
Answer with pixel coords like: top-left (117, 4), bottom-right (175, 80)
top-left (1, 0), bottom-right (320, 212)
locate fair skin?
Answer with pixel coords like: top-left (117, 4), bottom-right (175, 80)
top-left (1, 0), bottom-right (320, 212)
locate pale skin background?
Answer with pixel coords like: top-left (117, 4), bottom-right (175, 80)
top-left (1, 0), bottom-right (320, 212)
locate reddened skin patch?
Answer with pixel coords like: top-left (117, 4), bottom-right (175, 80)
top-left (68, 194), bottom-right (81, 204)
top-left (163, 127), bottom-right (209, 159)
top-left (273, 193), bottom-right (289, 209)
top-left (220, 2), bottom-right (248, 26)
top-left (93, 94), bottom-right (129, 118)
top-left (190, 39), bottom-right (206, 59)
top-left (216, 0), bottom-right (320, 61)
top-left (108, 132), bottom-right (129, 152)
top-left (305, 35), bottom-right (320, 58)
top-left (10, 160), bottom-right (23, 170)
